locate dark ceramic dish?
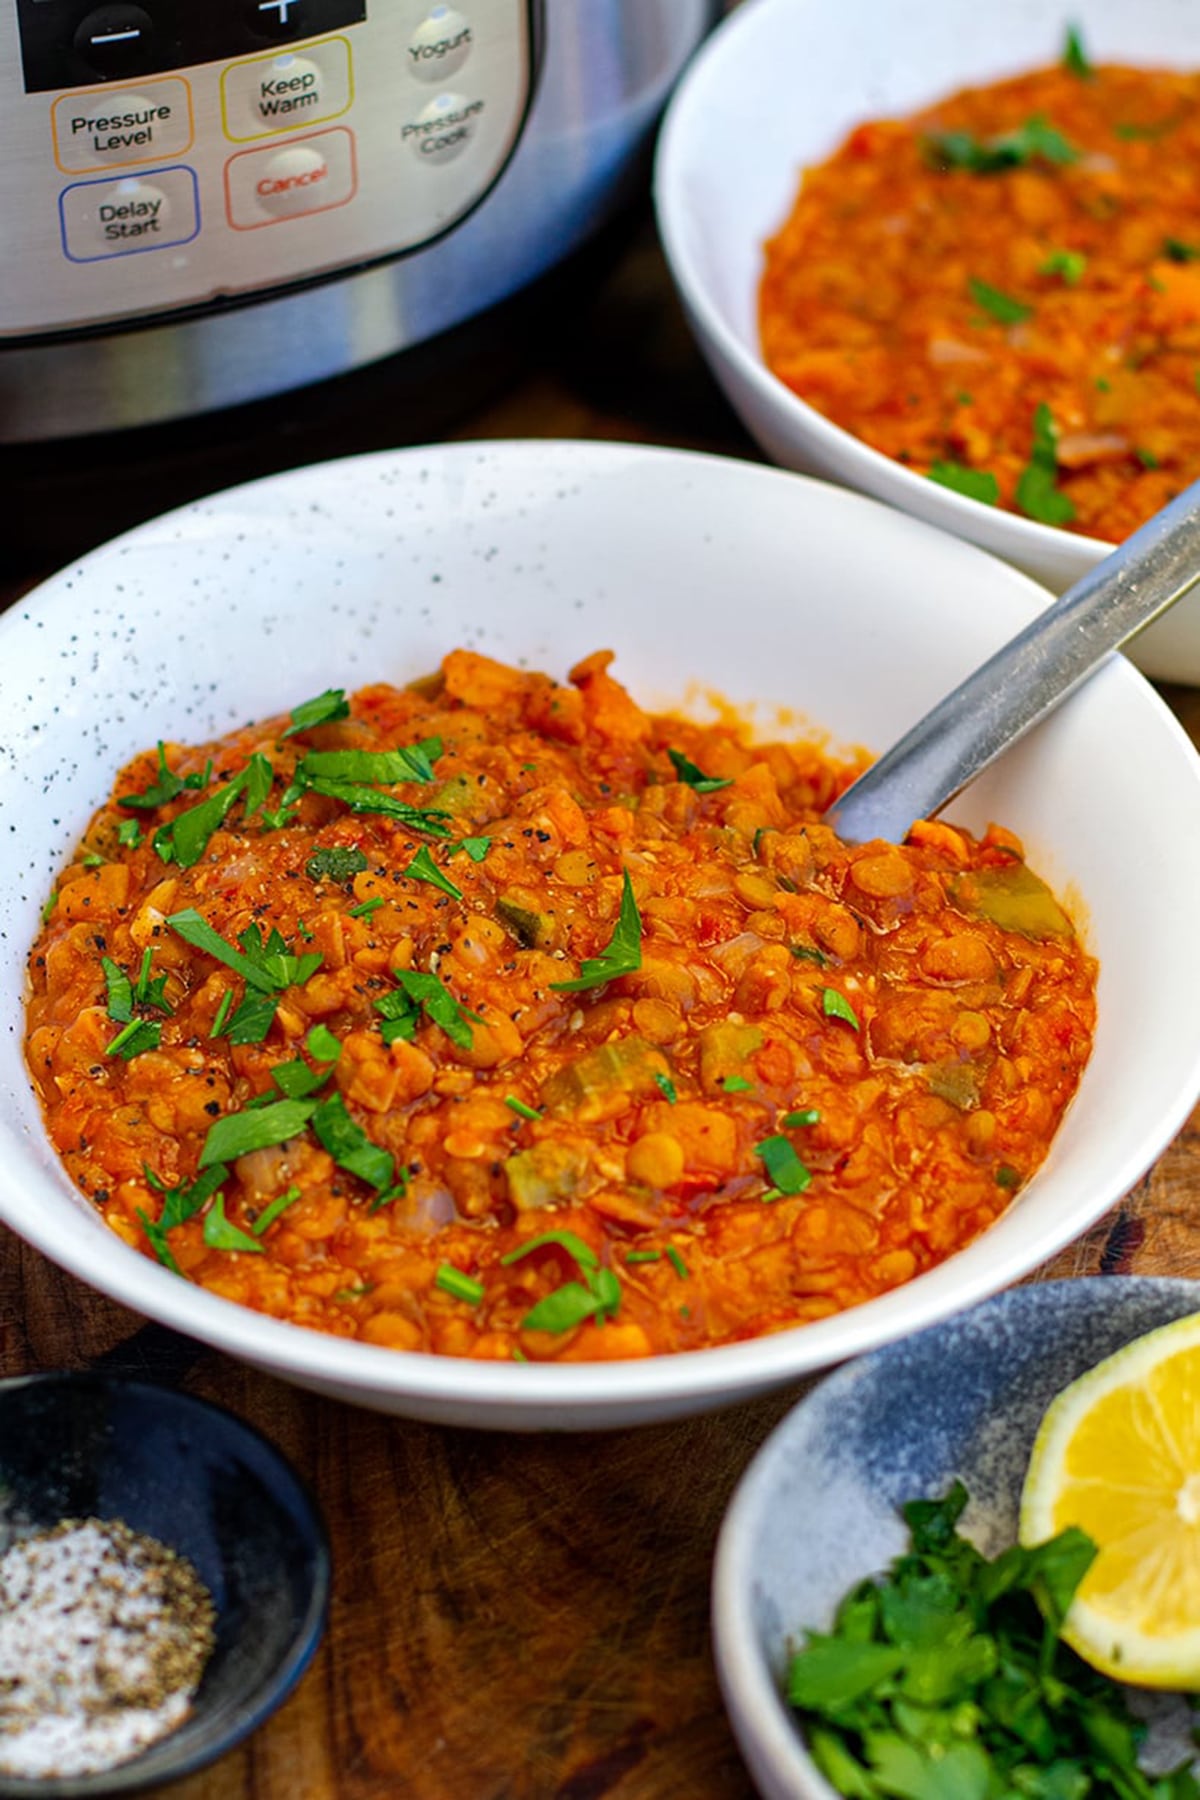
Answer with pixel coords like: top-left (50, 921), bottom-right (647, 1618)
top-left (0, 1373), bottom-right (330, 1796)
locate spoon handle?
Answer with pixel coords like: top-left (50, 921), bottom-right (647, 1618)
top-left (825, 480), bottom-right (1200, 845)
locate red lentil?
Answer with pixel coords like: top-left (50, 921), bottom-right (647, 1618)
top-left (23, 650), bottom-right (1097, 1362)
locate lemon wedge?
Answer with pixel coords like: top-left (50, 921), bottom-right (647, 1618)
top-left (1020, 1310), bottom-right (1200, 1688)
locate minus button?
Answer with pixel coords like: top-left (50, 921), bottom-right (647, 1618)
top-left (73, 5), bottom-right (155, 76)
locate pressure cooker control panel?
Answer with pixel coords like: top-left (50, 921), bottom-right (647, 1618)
top-left (2, 0), bottom-right (535, 338)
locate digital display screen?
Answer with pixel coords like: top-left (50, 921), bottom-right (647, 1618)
top-left (18, 0), bottom-right (368, 93)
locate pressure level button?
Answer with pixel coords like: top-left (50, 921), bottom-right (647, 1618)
top-left (408, 9), bottom-right (473, 82)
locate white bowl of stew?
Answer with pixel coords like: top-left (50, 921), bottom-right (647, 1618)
top-left (654, 0), bottom-right (1200, 684)
top-left (2, 439), bottom-right (1200, 1430)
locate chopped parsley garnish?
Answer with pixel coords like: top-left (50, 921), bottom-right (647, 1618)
top-left (251, 1185), bottom-right (302, 1236)
top-left (117, 818), bottom-right (143, 849)
top-left (209, 989), bottom-right (234, 1038)
top-left (550, 870), bottom-right (642, 993)
top-left (625, 1249), bottom-right (662, 1265)
top-left (505, 1096), bottom-right (542, 1122)
top-left (270, 1058), bottom-right (331, 1100)
top-left (435, 1264), bottom-right (485, 1306)
top-left (1136, 447), bottom-right (1161, 470)
top-left (1016, 402), bottom-right (1076, 526)
top-left (403, 846), bottom-right (463, 901)
top-left (822, 988), bottom-right (861, 1030)
top-left (927, 461), bottom-right (1000, 505)
top-left (374, 968), bottom-right (480, 1050)
top-left (119, 742), bottom-right (211, 812)
top-left (653, 1071), bottom-right (678, 1104)
top-left (152, 754), bottom-right (275, 869)
top-left (1165, 237), bottom-right (1200, 263)
top-left (199, 1097), bottom-right (317, 1168)
top-left (225, 989), bottom-right (279, 1046)
top-left (996, 1163), bottom-right (1022, 1189)
top-left (138, 1164), bottom-right (232, 1270)
top-left (101, 955), bottom-right (134, 1024)
top-left (347, 897), bottom-right (384, 919)
top-left (292, 775), bottom-right (451, 836)
top-left (756, 1135), bottom-right (812, 1196)
top-left (968, 277), bottom-right (1033, 326)
top-left (452, 836), bottom-right (492, 863)
top-left (295, 740), bottom-right (442, 788)
top-left (202, 1193), bottom-right (263, 1254)
top-left (1062, 23), bottom-right (1093, 78)
top-left (667, 748), bottom-right (733, 793)
top-left (39, 892), bottom-right (58, 926)
top-left (784, 1482), bottom-right (1180, 1800)
top-left (665, 1246), bottom-right (689, 1280)
top-left (132, 948), bottom-right (171, 1013)
top-left (783, 1108), bottom-right (821, 1128)
top-left (166, 909), bottom-right (322, 994)
top-left (722, 1075), bottom-right (754, 1093)
top-left (1040, 248), bottom-right (1087, 285)
top-left (105, 1018), bottom-right (162, 1061)
top-left (501, 1231), bottom-right (621, 1333)
top-left (281, 688), bottom-right (351, 739)
top-left (136, 1211), bottom-right (180, 1274)
top-left (305, 846), bottom-right (369, 883)
top-left (925, 115), bottom-right (1078, 175)
top-left (306, 1023), bottom-right (341, 1062)
top-left (790, 943), bottom-right (828, 966)
top-left (311, 1091), bottom-right (400, 1199)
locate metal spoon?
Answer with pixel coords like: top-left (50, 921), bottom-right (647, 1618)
top-left (824, 480), bottom-right (1200, 845)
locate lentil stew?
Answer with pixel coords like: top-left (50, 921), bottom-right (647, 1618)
top-left (24, 651), bottom-right (1097, 1362)
top-left (760, 42), bottom-right (1200, 543)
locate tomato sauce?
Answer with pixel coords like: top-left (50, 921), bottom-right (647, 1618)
top-left (760, 50), bottom-right (1200, 542)
top-left (24, 651), bottom-right (1097, 1361)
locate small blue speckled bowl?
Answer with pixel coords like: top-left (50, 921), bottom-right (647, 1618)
top-left (712, 1277), bottom-right (1200, 1800)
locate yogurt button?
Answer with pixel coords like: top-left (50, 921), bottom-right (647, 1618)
top-left (404, 91), bottom-right (483, 164)
top-left (407, 8), bottom-right (472, 83)
top-left (253, 142), bottom-right (332, 214)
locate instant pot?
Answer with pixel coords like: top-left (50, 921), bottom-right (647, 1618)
top-left (0, 0), bottom-right (716, 441)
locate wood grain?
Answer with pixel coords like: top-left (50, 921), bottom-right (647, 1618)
top-left (4, 211), bottom-right (1200, 1799)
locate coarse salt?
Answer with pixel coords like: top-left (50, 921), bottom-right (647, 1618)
top-left (0, 1518), bottom-right (215, 1778)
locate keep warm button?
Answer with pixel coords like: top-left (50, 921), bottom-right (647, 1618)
top-left (59, 167), bottom-right (199, 262)
top-left (225, 127), bottom-right (357, 228)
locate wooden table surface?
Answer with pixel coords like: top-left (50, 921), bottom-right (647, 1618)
top-left (4, 212), bottom-right (1200, 1800)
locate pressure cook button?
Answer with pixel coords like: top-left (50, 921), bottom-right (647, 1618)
top-left (73, 5), bottom-right (155, 79)
top-left (408, 8), bottom-right (472, 83)
top-left (403, 91), bottom-right (483, 164)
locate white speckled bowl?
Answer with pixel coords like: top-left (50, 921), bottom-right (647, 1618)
top-left (713, 1276), bottom-right (1200, 1800)
top-left (3, 441), bottom-right (1200, 1429)
top-left (654, 0), bottom-right (1200, 682)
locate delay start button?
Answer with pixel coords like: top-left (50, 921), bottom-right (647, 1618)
top-left (59, 166), bottom-right (199, 262)
top-left (224, 126), bottom-right (357, 227)
top-left (402, 91), bottom-right (484, 164)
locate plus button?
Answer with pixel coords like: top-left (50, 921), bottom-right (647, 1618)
top-left (246, 0), bottom-right (307, 37)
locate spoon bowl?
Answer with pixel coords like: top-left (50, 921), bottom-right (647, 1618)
top-left (826, 479), bottom-right (1200, 844)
